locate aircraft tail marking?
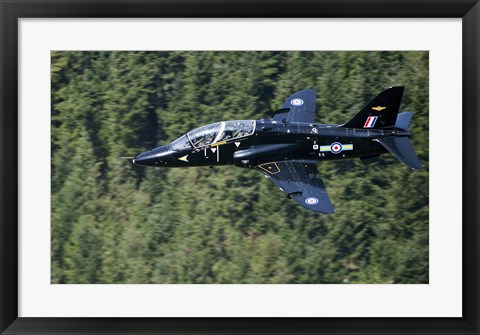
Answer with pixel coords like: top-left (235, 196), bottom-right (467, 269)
top-left (342, 87), bottom-right (404, 129)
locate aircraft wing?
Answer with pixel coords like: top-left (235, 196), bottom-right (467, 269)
top-left (256, 160), bottom-right (334, 214)
top-left (272, 89), bottom-right (316, 124)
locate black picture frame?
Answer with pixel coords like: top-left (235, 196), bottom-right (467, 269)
top-left (1, 1), bottom-right (478, 334)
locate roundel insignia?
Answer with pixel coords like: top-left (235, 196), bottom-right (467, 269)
top-left (305, 197), bottom-right (319, 205)
top-left (290, 98), bottom-right (304, 106)
top-left (330, 142), bottom-right (343, 154)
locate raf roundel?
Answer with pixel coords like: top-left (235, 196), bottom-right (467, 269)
top-left (290, 98), bottom-right (304, 106)
top-left (330, 142), bottom-right (343, 154)
top-left (305, 197), bottom-right (319, 205)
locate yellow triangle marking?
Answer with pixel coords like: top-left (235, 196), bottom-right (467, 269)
top-left (178, 155), bottom-right (189, 162)
top-left (258, 162), bottom-right (280, 175)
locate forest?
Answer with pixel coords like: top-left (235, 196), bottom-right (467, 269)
top-left (51, 51), bottom-right (429, 284)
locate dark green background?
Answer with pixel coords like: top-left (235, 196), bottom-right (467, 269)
top-left (51, 51), bottom-right (429, 284)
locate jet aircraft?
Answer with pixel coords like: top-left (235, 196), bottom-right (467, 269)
top-left (133, 87), bottom-right (422, 214)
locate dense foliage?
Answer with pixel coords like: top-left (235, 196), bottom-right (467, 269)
top-left (51, 51), bottom-right (429, 284)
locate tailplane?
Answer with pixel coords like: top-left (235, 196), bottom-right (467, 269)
top-left (342, 87), bottom-right (404, 129)
top-left (376, 137), bottom-right (422, 170)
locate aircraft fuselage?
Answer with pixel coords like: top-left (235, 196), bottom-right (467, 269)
top-left (134, 120), bottom-right (409, 169)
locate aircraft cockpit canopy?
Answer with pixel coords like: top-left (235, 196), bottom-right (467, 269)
top-left (170, 134), bottom-right (192, 151)
top-left (171, 120), bottom-right (255, 151)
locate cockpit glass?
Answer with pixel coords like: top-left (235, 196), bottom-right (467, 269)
top-left (215, 120), bottom-right (255, 142)
top-left (186, 120), bottom-right (256, 148)
top-left (187, 122), bottom-right (222, 148)
top-left (170, 134), bottom-right (192, 151)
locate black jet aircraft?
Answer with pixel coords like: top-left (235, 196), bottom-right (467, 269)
top-left (133, 87), bottom-right (422, 214)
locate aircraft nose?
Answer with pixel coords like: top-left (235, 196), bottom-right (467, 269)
top-left (133, 145), bottom-right (172, 167)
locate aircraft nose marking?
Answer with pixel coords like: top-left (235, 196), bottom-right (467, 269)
top-left (178, 155), bottom-right (189, 162)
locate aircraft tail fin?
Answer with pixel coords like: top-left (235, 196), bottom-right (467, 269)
top-left (376, 137), bottom-right (422, 170)
top-left (341, 87), bottom-right (404, 129)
